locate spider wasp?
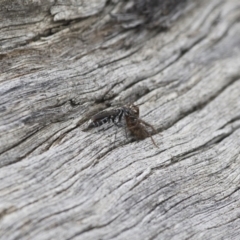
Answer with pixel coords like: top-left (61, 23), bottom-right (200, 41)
top-left (85, 104), bottom-right (158, 147)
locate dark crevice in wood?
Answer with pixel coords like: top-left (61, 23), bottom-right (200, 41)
top-left (150, 127), bottom-right (239, 173)
top-left (158, 76), bottom-right (240, 133)
top-left (118, 34), bottom-right (209, 107)
top-left (120, 180), bottom-right (176, 209)
top-left (27, 22), bottom-right (72, 44)
top-left (206, 127), bottom-right (240, 146)
top-left (0, 125), bottom-right (46, 166)
top-left (101, 147), bottom-right (168, 181)
top-left (22, 125), bottom-right (70, 159)
top-left (172, 128), bottom-right (239, 165)
top-left (115, 0), bottom-right (188, 28)
top-left (206, 213), bottom-right (240, 230)
top-left (94, 139), bottom-right (128, 161)
top-left (66, 214), bottom-right (121, 240)
top-left (219, 115), bottom-right (240, 130)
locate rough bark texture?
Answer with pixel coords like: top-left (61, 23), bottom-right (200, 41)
top-left (1, 0), bottom-right (240, 239)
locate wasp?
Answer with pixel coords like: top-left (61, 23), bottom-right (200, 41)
top-left (85, 104), bottom-right (158, 147)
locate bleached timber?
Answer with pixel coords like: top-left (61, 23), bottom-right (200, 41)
top-left (1, 0), bottom-right (240, 239)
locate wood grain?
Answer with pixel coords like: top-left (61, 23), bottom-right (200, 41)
top-left (1, 0), bottom-right (240, 239)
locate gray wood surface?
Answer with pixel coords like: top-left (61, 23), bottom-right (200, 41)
top-left (1, 0), bottom-right (240, 239)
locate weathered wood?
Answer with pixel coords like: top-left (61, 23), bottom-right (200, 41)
top-left (1, 0), bottom-right (240, 239)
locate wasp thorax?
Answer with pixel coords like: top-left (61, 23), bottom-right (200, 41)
top-left (129, 104), bottom-right (139, 117)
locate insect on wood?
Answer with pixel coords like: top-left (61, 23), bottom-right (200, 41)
top-left (85, 104), bottom-right (158, 147)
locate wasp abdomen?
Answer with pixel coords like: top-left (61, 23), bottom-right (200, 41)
top-left (87, 108), bottom-right (124, 129)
